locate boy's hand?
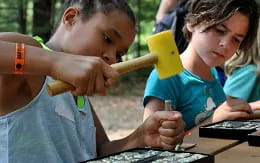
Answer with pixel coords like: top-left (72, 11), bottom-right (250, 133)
top-left (49, 54), bottom-right (118, 96)
top-left (141, 111), bottom-right (185, 150)
top-left (212, 98), bottom-right (253, 122)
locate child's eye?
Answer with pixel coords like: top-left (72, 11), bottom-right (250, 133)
top-left (233, 37), bottom-right (242, 44)
top-left (104, 34), bottom-right (112, 44)
top-left (215, 28), bottom-right (226, 35)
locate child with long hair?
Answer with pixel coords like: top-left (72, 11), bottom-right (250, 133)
top-left (224, 19), bottom-right (260, 110)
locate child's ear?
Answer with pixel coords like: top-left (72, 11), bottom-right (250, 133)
top-left (186, 23), bottom-right (195, 32)
top-left (62, 7), bottom-right (80, 26)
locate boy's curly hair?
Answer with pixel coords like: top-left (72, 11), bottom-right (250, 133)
top-left (183, 0), bottom-right (259, 52)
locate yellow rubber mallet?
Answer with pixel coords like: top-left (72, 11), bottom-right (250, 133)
top-left (46, 30), bottom-right (184, 96)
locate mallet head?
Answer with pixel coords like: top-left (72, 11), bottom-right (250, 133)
top-left (147, 30), bottom-right (184, 79)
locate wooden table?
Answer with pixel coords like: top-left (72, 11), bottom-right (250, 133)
top-left (215, 142), bottom-right (260, 163)
top-left (183, 127), bottom-right (260, 163)
top-left (184, 128), bottom-right (241, 155)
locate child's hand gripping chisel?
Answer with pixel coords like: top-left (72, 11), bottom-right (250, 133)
top-left (164, 100), bottom-right (195, 150)
top-left (164, 100), bottom-right (184, 151)
top-left (46, 30), bottom-right (184, 96)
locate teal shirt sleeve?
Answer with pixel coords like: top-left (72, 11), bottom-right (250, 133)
top-left (224, 64), bottom-right (257, 101)
top-left (143, 69), bottom-right (180, 108)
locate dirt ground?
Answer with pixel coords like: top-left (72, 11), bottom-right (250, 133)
top-left (90, 95), bottom-right (144, 140)
top-left (89, 68), bottom-right (152, 140)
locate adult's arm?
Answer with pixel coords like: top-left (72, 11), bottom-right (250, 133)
top-left (156, 0), bottom-right (178, 23)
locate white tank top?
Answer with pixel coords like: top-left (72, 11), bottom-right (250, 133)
top-left (0, 76), bottom-right (97, 163)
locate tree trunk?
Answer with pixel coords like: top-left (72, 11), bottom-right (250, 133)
top-left (136, 0), bottom-right (141, 58)
top-left (19, 0), bottom-right (27, 34)
top-left (33, 0), bottom-right (54, 40)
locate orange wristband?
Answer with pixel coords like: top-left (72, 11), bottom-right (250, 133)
top-left (14, 43), bottom-right (25, 74)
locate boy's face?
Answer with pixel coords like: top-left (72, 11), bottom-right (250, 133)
top-left (188, 12), bottom-right (249, 67)
top-left (61, 10), bottom-right (136, 65)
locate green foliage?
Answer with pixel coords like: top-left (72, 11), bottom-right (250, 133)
top-left (0, 0), bottom-right (160, 56)
top-left (127, 0), bottom-right (160, 59)
top-left (0, 0), bottom-right (160, 90)
top-left (0, 0), bottom-right (20, 32)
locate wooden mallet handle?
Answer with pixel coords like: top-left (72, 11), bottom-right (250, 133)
top-left (47, 54), bottom-right (158, 96)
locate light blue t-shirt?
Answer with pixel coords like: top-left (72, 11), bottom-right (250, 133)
top-left (143, 68), bottom-right (226, 130)
top-left (0, 77), bottom-right (97, 163)
top-left (224, 64), bottom-right (260, 102)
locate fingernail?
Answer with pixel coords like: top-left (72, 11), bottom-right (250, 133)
top-left (172, 113), bottom-right (181, 119)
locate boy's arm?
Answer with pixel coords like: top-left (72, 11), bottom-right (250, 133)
top-left (95, 122), bottom-right (145, 157)
top-left (94, 104), bottom-right (185, 157)
top-left (0, 32), bottom-right (118, 95)
top-left (90, 103), bottom-right (110, 156)
top-left (0, 38), bottom-right (53, 75)
top-left (0, 32), bottom-right (41, 47)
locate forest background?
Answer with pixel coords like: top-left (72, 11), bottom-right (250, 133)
top-left (0, 0), bottom-right (160, 59)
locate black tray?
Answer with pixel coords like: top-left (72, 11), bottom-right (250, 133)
top-left (248, 130), bottom-right (260, 146)
top-left (83, 147), bottom-right (214, 163)
top-left (199, 120), bottom-right (260, 140)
